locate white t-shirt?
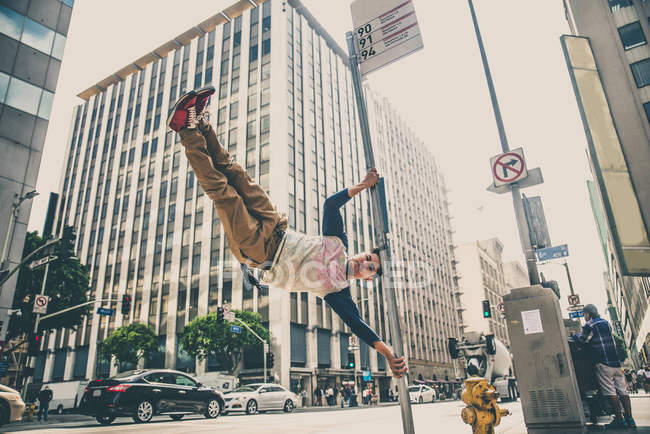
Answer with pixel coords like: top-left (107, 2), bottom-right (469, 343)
top-left (262, 231), bottom-right (348, 297)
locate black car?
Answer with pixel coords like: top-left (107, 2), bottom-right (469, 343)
top-left (79, 369), bottom-right (224, 425)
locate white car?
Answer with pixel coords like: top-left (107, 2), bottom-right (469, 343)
top-left (0, 384), bottom-right (26, 426)
top-left (408, 385), bottom-right (436, 404)
top-left (223, 383), bottom-right (297, 415)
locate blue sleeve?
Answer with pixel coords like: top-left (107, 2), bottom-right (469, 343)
top-left (322, 189), bottom-right (351, 249)
top-left (324, 287), bottom-right (380, 347)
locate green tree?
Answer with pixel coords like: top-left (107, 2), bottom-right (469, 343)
top-left (100, 322), bottom-right (158, 367)
top-left (8, 230), bottom-right (91, 339)
top-left (180, 310), bottom-right (269, 374)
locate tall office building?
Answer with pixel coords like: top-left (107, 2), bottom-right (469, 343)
top-left (0, 0), bottom-right (74, 340)
top-left (455, 238), bottom-right (510, 346)
top-left (38, 0), bottom-right (459, 397)
top-left (563, 0), bottom-right (650, 365)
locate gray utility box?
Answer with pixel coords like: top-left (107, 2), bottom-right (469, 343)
top-left (503, 285), bottom-right (586, 434)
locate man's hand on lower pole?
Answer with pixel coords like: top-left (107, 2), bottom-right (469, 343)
top-left (374, 340), bottom-right (408, 378)
top-left (387, 354), bottom-right (407, 378)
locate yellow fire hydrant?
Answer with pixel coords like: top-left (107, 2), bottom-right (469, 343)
top-left (461, 377), bottom-right (510, 434)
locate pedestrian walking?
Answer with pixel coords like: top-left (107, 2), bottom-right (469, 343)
top-left (37, 385), bottom-right (53, 422)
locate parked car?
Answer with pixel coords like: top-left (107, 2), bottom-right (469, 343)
top-left (223, 383), bottom-right (297, 415)
top-left (78, 369), bottom-right (224, 425)
top-left (0, 384), bottom-right (26, 427)
top-left (408, 385), bottom-right (436, 404)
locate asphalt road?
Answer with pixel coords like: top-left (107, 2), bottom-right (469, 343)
top-left (3, 396), bottom-right (649, 433)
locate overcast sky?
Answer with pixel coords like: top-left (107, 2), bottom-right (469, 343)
top-left (28, 0), bottom-right (609, 315)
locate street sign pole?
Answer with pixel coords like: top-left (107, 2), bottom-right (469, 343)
top-left (469, 0), bottom-right (539, 285)
top-left (563, 261), bottom-right (575, 296)
top-left (346, 31), bottom-right (415, 434)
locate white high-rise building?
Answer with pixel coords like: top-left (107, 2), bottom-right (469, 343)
top-left (455, 238), bottom-right (510, 345)
top-left (38, 0), bottom-right (459, 399)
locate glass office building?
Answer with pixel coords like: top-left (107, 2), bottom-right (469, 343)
top-left (0, 0), bottom-right (74, 341)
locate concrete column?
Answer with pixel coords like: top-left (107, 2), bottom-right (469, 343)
top-left (42, 332), bottom-right (56, 383)
top-left (63, 331), bottom-right (76, 381)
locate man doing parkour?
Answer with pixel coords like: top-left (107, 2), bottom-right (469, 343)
top-left (168, 87), bottom-right (406, 378)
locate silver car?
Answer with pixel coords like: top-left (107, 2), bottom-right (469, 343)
top-left (223, 383), bottom-right (297, 415)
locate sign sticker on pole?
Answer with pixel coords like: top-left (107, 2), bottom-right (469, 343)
top-left (33, 295), bottom-right (48, 314)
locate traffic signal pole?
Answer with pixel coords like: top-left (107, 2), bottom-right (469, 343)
top-left (468, 0), bottom-right (539, 285)
top-left (346, 32), bottom-right (415, 434)
top-left (230, 316), bottom-right (268, 383)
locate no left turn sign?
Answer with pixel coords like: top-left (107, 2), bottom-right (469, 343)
top-left (490, 148), bottom-right (528, 187)
top-left (33, 295), bottom-right (49, 314)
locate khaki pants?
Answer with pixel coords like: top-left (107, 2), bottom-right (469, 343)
top-left (180, 120), bottom-right (287, 268)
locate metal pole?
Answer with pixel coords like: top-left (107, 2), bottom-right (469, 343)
top-left (263, 345), bottom-right (267, 383)
top-left (468, 0), bottom-right (539, 285)
top-left (231, 316), bottom-right (268, 382)
top-left (23, 261), bottom-right (51, 397)
top-left (346, 31), bottom-right (415, 434)
top-left (33, 262), bottom-right (50, 335)
top-left (563, 262), bottom-right (575, 296)
top-left (0, 200), bottom-right (18, 268)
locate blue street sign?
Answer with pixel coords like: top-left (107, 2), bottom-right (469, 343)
top-left (96, 307), bottom-right (114, 316)
top-left (0, 361), bottom-right (8, 376)
top-left (569, 311), bottom-right (584, 319)
top-left (536, 244), bottom-right (569, 262)
top-left (363, 370), bottom-right (372, 381)
top-left (230, 325), bottom-right (241, 334)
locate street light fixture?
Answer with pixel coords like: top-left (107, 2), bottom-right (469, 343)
top-left (1, 190), bottom-right (39, 270)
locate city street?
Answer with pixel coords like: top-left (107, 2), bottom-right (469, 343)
top-left (3, 396), bottom-right (650, 433)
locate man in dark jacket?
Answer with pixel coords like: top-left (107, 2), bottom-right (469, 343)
top-left (572, 304), bottom-right (636, 429)
top-left (37, 385), bottom-right (53, 421)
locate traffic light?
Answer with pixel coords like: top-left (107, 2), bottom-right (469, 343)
top-left (59, 225), bottom-right (77, 258)
top-left (482, 300), bottom-right (491, 318)
top-left (121, 294), bottom-right (131, 315)
top-left (27, 333), bottom-right (42, 356)
top-left (266, 352), bottom-right (274, 368)
top-left (347, 352), bottom-right (355, 369)
top-left (217, 307), bottom-right (224, 322)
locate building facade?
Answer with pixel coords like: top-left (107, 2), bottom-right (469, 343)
top-left (35, 0), bottom-right (459, 399)
top-left (455, 239), bottom-right (510, 346)
top-left (503, 260), bottom-right (528, 292)
top-left (0, 0), bottom-right (74, 340)
top-left (588, 180), bottom-right (650, 366)
top-left (563, 0), bottom-right (650, 365)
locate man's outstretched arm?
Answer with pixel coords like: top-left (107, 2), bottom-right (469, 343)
top-left (325, 287), bottom-right (406, 378)
top-left (322, 169), bottom-right (380, 247)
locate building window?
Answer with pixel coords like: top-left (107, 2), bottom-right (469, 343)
top-left (618, 22), bottom-right (646, 50)
top-left (643, 101), bottom-right (650, 123)
top-left (630, 58), bottom-right (650, 88)
top-left (608, 0), bottom-right (633, 12)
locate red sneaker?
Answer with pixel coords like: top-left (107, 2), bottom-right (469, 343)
top-left (195, 86), bottom-right (216, 123)
top-left (167, 90), bottom-right (197, 132)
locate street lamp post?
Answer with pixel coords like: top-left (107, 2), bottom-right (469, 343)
top-left (468, 0), bottom-right (540, 285)
top-left (1, 190), bottom-right (38, 271)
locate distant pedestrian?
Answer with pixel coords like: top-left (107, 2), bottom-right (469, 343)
top-left (37, 385), bottom-right (53, 422)
top-left (326, 386), bottom-right (334, 406)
